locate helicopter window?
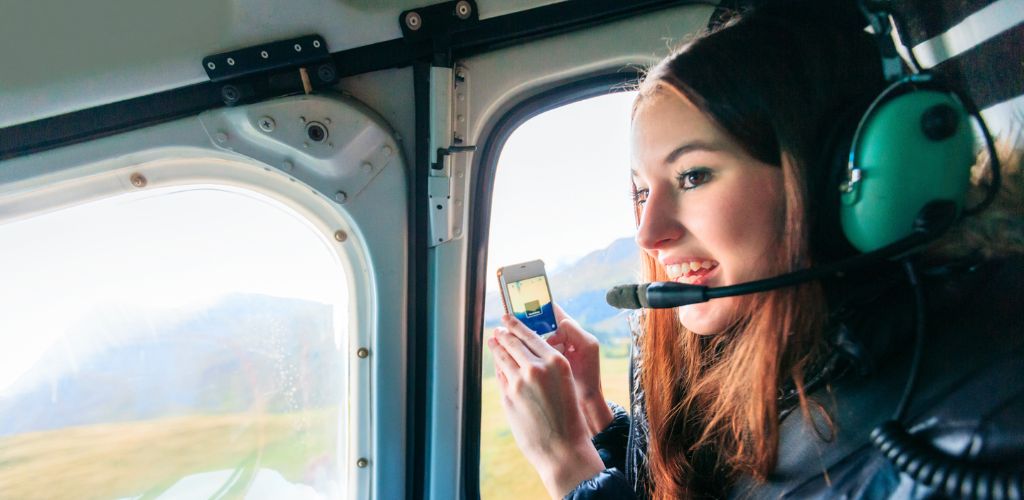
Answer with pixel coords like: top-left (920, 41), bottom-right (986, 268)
top-left (0, 186), bottom-right (350, 498)
top-left (480, 90), bottom-right (639, 498)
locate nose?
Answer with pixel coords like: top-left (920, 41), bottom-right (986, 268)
top-left (635, 187), bottom-right (684, 253)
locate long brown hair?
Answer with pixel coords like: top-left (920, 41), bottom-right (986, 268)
top-left (631, 7), bottom-right (887, 498)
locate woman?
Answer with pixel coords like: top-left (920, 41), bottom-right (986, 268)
top-left (487, 4), bottom-right (1023, 499)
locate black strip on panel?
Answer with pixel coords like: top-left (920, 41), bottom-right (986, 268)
top-left (408, 60), bottom-right (432, 500)
top-left (462, 71), bottom-right (641, 499)
top-left (933, 22), bottom-right (1024, 112)
top-left (0, 0), bottom-right (708, 162)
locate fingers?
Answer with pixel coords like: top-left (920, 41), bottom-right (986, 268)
top-left (494, 325), bottom-right (537, 367)
top-left (488, 334), bottom-right (521, 378)
top-left (502, 314), bottom-right (555, 358)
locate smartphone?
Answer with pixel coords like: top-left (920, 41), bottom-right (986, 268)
top-left (496, 259), bottom-right (558, 337)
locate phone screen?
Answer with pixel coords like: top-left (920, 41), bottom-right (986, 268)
top-left (504, 275), bottom-right (558, 334)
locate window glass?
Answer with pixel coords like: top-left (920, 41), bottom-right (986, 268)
top-left (0, 186), bottom-right (349, 499)
top-left (481, 91), bottom-right (639, 499)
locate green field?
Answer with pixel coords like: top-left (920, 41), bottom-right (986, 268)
top-left (0, 410), bottom-right (337, 499)
top-left (480, 330), bottom-right (631, 499)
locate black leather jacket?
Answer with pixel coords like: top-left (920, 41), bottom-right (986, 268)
top-left (567, 257), bottom-right (1024, 499)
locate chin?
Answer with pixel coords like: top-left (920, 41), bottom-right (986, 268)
top-left (677, 298), bottom-right (735, 335)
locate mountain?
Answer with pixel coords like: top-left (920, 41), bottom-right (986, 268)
top-left (484, 236), bottom-right (640, 343)
top-left (0, 294), bottom-right (341, 437)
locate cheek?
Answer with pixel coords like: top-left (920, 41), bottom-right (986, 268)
top-left (696, 176), bottom-right (785, 280)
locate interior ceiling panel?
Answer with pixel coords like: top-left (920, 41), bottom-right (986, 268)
top-left (0, 0), bottom-right (563, 129)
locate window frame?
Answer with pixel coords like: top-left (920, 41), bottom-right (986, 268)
top-left (0, 148), bottom-right (377, 499)
top-left (462, 71), bottom-right (641, 498)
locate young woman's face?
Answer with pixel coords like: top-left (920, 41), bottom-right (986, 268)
top-left (631, 89), bottom-right (785, 335)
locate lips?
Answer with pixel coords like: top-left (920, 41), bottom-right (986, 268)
top-left (664, 259), bottom-right (719, 286)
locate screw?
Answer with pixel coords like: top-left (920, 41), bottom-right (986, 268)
top-left (317, 64), bottom-right (337, 82)
top-left (206, 61), bottom-right (216, 70)
top-left (356, 458), bottom-right (369, 468)
top-left (455, 1), bottom-right (472, 19)
top-left (334, 192), bottom-right (348, 204)
top-left (257, 116), bottom-right (276, 132)
top-left (130, 173), bottom-right (147, 188)
top-left (221, 85), bottom-right (241, 105)
top-left (361, 162), bottom-right (373, 173)
top-left (405, 11), bottom-right (422, 31)
top-left (260, 50), bottom-right (269, 59)
top-left (382, 145), bottom-right (394, 157)
top-left (334, 229), bottom-right (348, 241)
top-left (294, 43), bottom-right (302, 52)
top-left (215, 131), bottom-right (229, 143)
top-left (357, 348), bottom-right (369, 358)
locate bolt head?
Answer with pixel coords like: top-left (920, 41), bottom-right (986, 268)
top-left (334, 192), bottom-right (348, 204)
top-left (357, 348), bottom-right (369, 358)
top-left (405, 11), bottom-right (422, 30)
top-left (455, 0), bottom-right (472, 19)
top-left (356, 458), bottom-right (369, 468)
top-left (130, 173), bottom-right (147, 188)
top-left (257, 116), bottom-right (276, 132)
top-left (334, 229), bottom-right (348, 241)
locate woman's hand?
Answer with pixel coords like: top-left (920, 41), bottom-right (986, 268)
top-left (546, 304), bottom-right (613, 435)
top-left (488, 314), bottom-right (606, 498)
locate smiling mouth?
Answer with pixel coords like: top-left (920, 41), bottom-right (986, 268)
top-left (665, 260), bottom-right (719, 286)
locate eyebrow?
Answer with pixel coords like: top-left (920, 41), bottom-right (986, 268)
top-left (663, 140), bottom-right (724, 164)
top-left (631, 140), bottom-right (725, 179)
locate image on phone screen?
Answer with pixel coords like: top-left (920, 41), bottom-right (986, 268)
top-left (504, 276), bottom-right (558, 334)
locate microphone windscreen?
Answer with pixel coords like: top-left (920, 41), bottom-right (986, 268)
top-left (606, 284), bottom-right (643, 310)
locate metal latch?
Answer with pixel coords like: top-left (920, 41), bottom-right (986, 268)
top-left (202, 34), bottom-right (339, 106)
top-left (428, 65), bottom-right (473, 247)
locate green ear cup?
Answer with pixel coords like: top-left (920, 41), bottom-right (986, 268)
top-left (840, 90), bottom-right (974, 252)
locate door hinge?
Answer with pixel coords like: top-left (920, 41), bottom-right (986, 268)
top-left (428, 65), bottom-right (473, 247)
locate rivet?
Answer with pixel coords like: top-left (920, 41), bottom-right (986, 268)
top-left (324, 118), bottom-right (332, 125)
top-left (215, 131), bottom-right (229, 143)
top-left (457, 93), bottom-right (465, 102)
top-left (457, 114), bottom-right (465, 123)
top-left (294, 43), bottom-right (302, 52)
top-left (328, 142), bottom-right (335, 149)
top-left (357, 347), bottom-right (369, 358)
top-left (257, 116), bottom-right (276, 132)
top-left (361, 162), bottom-right (373, 173)
top-left (334, 192), bottom-right (348, 204)
top-left (454, 228), bottom-right (462, 236)
top-left (206, 61), bottom-right (216, 70)
top-left (356, 458), bottom-right (369, 468)
top-left (299, 116), bottom-right (307, 123)
top-left (313, 39), bottom-right (321, 48)
top-left (304, 142), bottom-right (310, 148)
top-left (381, 145), bottom-right (394, 157)
top-left (455, 0), bottom-right (472, 19)
top-left (130, 173), bottom-right (147, 188)
top-left (405, 11), bottom-right (422, 31)
top-left (455, 199), bottom-right (463, 207)
top-left (334, 229), bottom-right (348, 241)
top-left (283, 160), bottom-right (294, 171)
top-left (226, 57), bottom-right (235, 66)
top-left (260, 50), bottom-right (269, 59)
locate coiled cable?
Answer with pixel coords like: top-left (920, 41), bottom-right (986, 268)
top-left (869, 260), bottom-right (1024, 499)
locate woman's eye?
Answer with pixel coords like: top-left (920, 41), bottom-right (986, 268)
top-left (632, 188), bottom-right (650, 206)
top-left (679, 168), bottom-right (712, 190)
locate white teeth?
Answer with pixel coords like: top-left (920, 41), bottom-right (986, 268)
top-left (664, 260), bottom-right (717, 279)
top-left (689, 261), bottom-right (701, 271)
top-left (701, 261), bottom-right (713, 269)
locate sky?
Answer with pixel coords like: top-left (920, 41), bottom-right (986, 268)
top-left (0, 187), bottom-right (349, 393)
top-left (486, 91), bottom-right (639, 281)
